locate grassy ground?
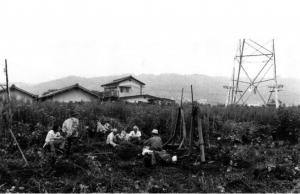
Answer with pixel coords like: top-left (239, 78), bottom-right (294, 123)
top-left (1, 131), bottom-right (300, 193)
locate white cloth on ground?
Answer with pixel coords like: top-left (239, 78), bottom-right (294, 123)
top-left (142, 146), bottom-right (153, 155)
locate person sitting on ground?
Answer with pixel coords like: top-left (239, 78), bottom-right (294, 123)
top-left (128, 125), bottom-right (142, 142)
top-left (106, 128), bottom-right (118, 148)
top-left (43, 124), bottom-right (65, 154)
top-left (104, 122), bottom-right (111, 132)
top-left (143, 129), bottom-right (175, 166)
top-left (117, 129), bottom-right (130, 142)
top-left (61, 111), bottom-right (80, 156)
top-left (96, 120), bottom-right (106, 133)
top-left (144, 129), bottom-right (163, 151)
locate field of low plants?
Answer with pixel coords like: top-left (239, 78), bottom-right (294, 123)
top-left (1, 100), bottom-right (300, 192)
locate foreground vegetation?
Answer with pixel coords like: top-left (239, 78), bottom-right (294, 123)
top-left (1, 101), bottom-right (300, 192)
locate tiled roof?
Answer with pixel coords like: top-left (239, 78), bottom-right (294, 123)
top-left (101, 75), bottom-right (145, 87)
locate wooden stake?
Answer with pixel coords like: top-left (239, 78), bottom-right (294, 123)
top-left (180, 88), bottom-right (184, 107)
top-left (197, 115), bottom-right (205, 162)
top-left (4, 59), bottom-right (29, 167)
top-left (178, 109), bottom-right (187, 149)
top-left (205, 115), bottom-right (211, 148)
top-left (188, 85), bottom-right (194, 154)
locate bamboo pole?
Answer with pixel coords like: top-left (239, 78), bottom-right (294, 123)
top-left (197, 115), bottom-right (205, 162)
top-left (178, 109), bottom-right (187, 149)
top-left (205, 115), bottom-right (211, 148)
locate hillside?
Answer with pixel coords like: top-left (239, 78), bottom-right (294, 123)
top-left (16, 74), bottom-right (300, 105)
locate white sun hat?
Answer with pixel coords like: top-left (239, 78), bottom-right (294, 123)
top-left (133, 125), bottom-right (139, 130)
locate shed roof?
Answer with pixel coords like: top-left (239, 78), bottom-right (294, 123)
top-left (39, 83), bottom-right (99, 100)
top-left (0, 84), bottom-right (38, 98)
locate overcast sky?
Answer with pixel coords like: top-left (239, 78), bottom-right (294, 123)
top-left (0, 0), bottom-right (299, 84)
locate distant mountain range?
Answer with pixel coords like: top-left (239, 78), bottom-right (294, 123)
top-left (14, 74), bottom-right (300, 105)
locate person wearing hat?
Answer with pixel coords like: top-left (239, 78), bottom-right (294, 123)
top-left (128, 125), bottom-right (142, 142)
top-left (61, 111), bottom-right (80, 156)
top-left (106, 128), bottom-right (118, 147)
top-left (142, 129), bottom-right (164, 166)
top-left (144, 129), bottom-right (163, 151)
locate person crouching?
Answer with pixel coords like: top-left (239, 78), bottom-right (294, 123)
top-left (144, 129), bottom-right (162, 151)
top-left (143, 129), bottom-right (162, 166)
top-left (43, 124), bottom-right (65, 155)
top-left (143, 129), bottom-right (176, 167)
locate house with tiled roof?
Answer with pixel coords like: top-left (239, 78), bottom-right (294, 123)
top-left (0, 84), bottom-right (38, 103)
top-left (100, 75), bottom-right (174, 105)
top-left (101, 75), bottom-right (145, 100)
top-left (39, 83), bottom-right (99, 103)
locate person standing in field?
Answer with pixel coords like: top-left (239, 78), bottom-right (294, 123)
top-left (61, 111), bottom-right (80, 156)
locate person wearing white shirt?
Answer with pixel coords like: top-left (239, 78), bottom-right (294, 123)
top-left (106, 128), bottom-right (118, 147)
top-left (128, 125), bottom-right (142, 141)
top-left (117, 129), bottom-right (130, 141)
top-left (43, 124), bottom-right (65, 154)
top-left (61, 111), bottom-right (80, 156)
top-left (96, 121), bottom-right (106, 133)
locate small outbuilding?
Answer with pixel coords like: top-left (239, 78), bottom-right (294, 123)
top-left (0, 84), bottom-right (37, 103)
top-left (39, 83), bottom-right (99, 103)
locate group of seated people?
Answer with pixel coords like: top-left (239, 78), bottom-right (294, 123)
top-left (43, 115), bottom-right (175, 166)
top-left (105, 125), bottom-right (143, 147)
top-left (105, 125), bottom-right (171, 166)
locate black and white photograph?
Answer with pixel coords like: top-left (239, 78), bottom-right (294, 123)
top-left (0, 0), bottom-right (300, 193)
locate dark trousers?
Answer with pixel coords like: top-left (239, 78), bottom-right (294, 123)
top-left (66, 137), bottom-right (77, 156)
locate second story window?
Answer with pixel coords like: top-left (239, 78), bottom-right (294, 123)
top-left (120, 87), bottom-right (130, 93)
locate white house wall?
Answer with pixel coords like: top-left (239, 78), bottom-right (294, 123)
top-left (118, 80), bottom-right (142, 97)
top-left (48, 89), bottom-right (97, 102)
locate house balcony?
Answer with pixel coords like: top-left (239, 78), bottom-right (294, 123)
top-left (103, 90), bottom-right (119, 98)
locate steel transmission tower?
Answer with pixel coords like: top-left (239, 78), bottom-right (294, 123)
top-left (224, 39), bottom-right (283, 108)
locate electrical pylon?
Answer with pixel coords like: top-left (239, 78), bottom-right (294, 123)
top-left (224, 39), bottom-right (283, 108)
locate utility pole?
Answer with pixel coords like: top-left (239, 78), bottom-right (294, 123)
top-left (3, 59), bottom-right (29, 166)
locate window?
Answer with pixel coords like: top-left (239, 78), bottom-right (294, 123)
top-left (120, 87), bottom-right (130, 93)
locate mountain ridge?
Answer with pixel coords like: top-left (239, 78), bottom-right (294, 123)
top-left (13, 74), bottom-right (300, 105)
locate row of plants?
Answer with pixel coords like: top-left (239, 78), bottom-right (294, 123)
top-left (1, 101), bottom-right (300, 150)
